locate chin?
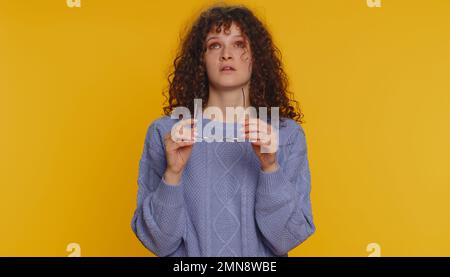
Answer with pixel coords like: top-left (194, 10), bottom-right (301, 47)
top-left (215, 79), bottom-right (247, 90)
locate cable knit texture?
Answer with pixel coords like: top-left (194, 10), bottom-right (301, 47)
top-left (131, 116), bottom-right (315, 257)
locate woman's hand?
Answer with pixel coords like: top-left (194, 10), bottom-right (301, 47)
top-left (241, 117), bottom-right (279, 173)
top-left (163, 118), bottom-right (197, 185)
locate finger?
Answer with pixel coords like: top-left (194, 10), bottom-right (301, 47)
top-left (243, 120), bottom-right (271, 132)
top-left (169, 132), bottom-right (194, 143)
top-left (250, 140), bottom-right (263, 146)
top-left (244, 132), bottom-right (266, 142)
top-left (168, 135), bottom-right (196, 148)
top-left (249, 138), bottom-right (271, 147)
top-left (167, 140), bottom-right (194, 152)
top-left (175, 140), bottom-right (195, 148)
top-left (241, 121), bottom-right (259, 131)
top-left (168, 129), bottom-right (194, 143)
top-left (244, 118), bottom-right (259, 126)
top-left (243, 125), bottom-right (270, 137)
top-left (250, 138), bottom-right (278, 153)
top-left (174, 130), bottom-right (197, 142)
top-left (174, 118), bottom-right (198, 132)
top-left (244, 131), bottom-right (270, 143)
top-left (245, 128), bottom-right (277, 142)
top-left (171, 118), bottom-right (197, 141)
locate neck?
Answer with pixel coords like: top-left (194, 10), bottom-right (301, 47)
top-left (205, 84), bottom-right (251, 122)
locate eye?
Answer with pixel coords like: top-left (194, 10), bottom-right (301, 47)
top-left (208, 42), bottom-right (220, 49)
top-left (235, 41), bottom-right (245, 48)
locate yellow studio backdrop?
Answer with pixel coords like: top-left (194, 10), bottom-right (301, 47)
top-left (1, 0), bottom-right (449, 257)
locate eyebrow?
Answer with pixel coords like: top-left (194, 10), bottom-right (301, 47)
top-left (206, 35), bottom-right (244, 42)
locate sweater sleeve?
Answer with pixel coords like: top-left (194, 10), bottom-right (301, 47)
top-left (255, 123), bottom-right (316, 256)
top-left (131, 121), bottom-right (187, 257)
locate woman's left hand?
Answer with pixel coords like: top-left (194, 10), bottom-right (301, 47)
top-left (241, 117), bottom-right (279, 173)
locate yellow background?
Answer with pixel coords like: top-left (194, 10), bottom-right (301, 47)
top-left (1, 0), bottom-right (449, 256)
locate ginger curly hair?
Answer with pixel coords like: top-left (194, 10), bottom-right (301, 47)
top-left (163, 4), bottom-right (304, 125)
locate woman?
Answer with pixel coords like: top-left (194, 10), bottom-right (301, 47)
top-left (131, 4), bottom-right (315, 257)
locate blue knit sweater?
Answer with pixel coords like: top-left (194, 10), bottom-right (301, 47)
top-left (131, 116), bottom-right (315, 257)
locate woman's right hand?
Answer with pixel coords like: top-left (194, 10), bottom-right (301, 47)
top-left (163, 118), bottom-right (198, 185)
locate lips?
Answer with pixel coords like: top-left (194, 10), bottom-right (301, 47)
top-left (220, 65), bottom-right (236, 71)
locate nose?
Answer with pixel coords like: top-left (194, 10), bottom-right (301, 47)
top-left (220, 45), bottom-right (232, 61)
top-left (220, 54), bottom-right (232, 61)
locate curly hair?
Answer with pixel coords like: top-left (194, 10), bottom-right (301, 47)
top-left (162, 4), bottom-right (304, 125)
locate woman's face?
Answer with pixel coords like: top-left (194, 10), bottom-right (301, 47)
top-left (204, 22), bottom-right (252, 91)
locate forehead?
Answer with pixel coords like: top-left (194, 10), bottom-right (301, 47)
top-left (206, 22), bottom-right (243, 39)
